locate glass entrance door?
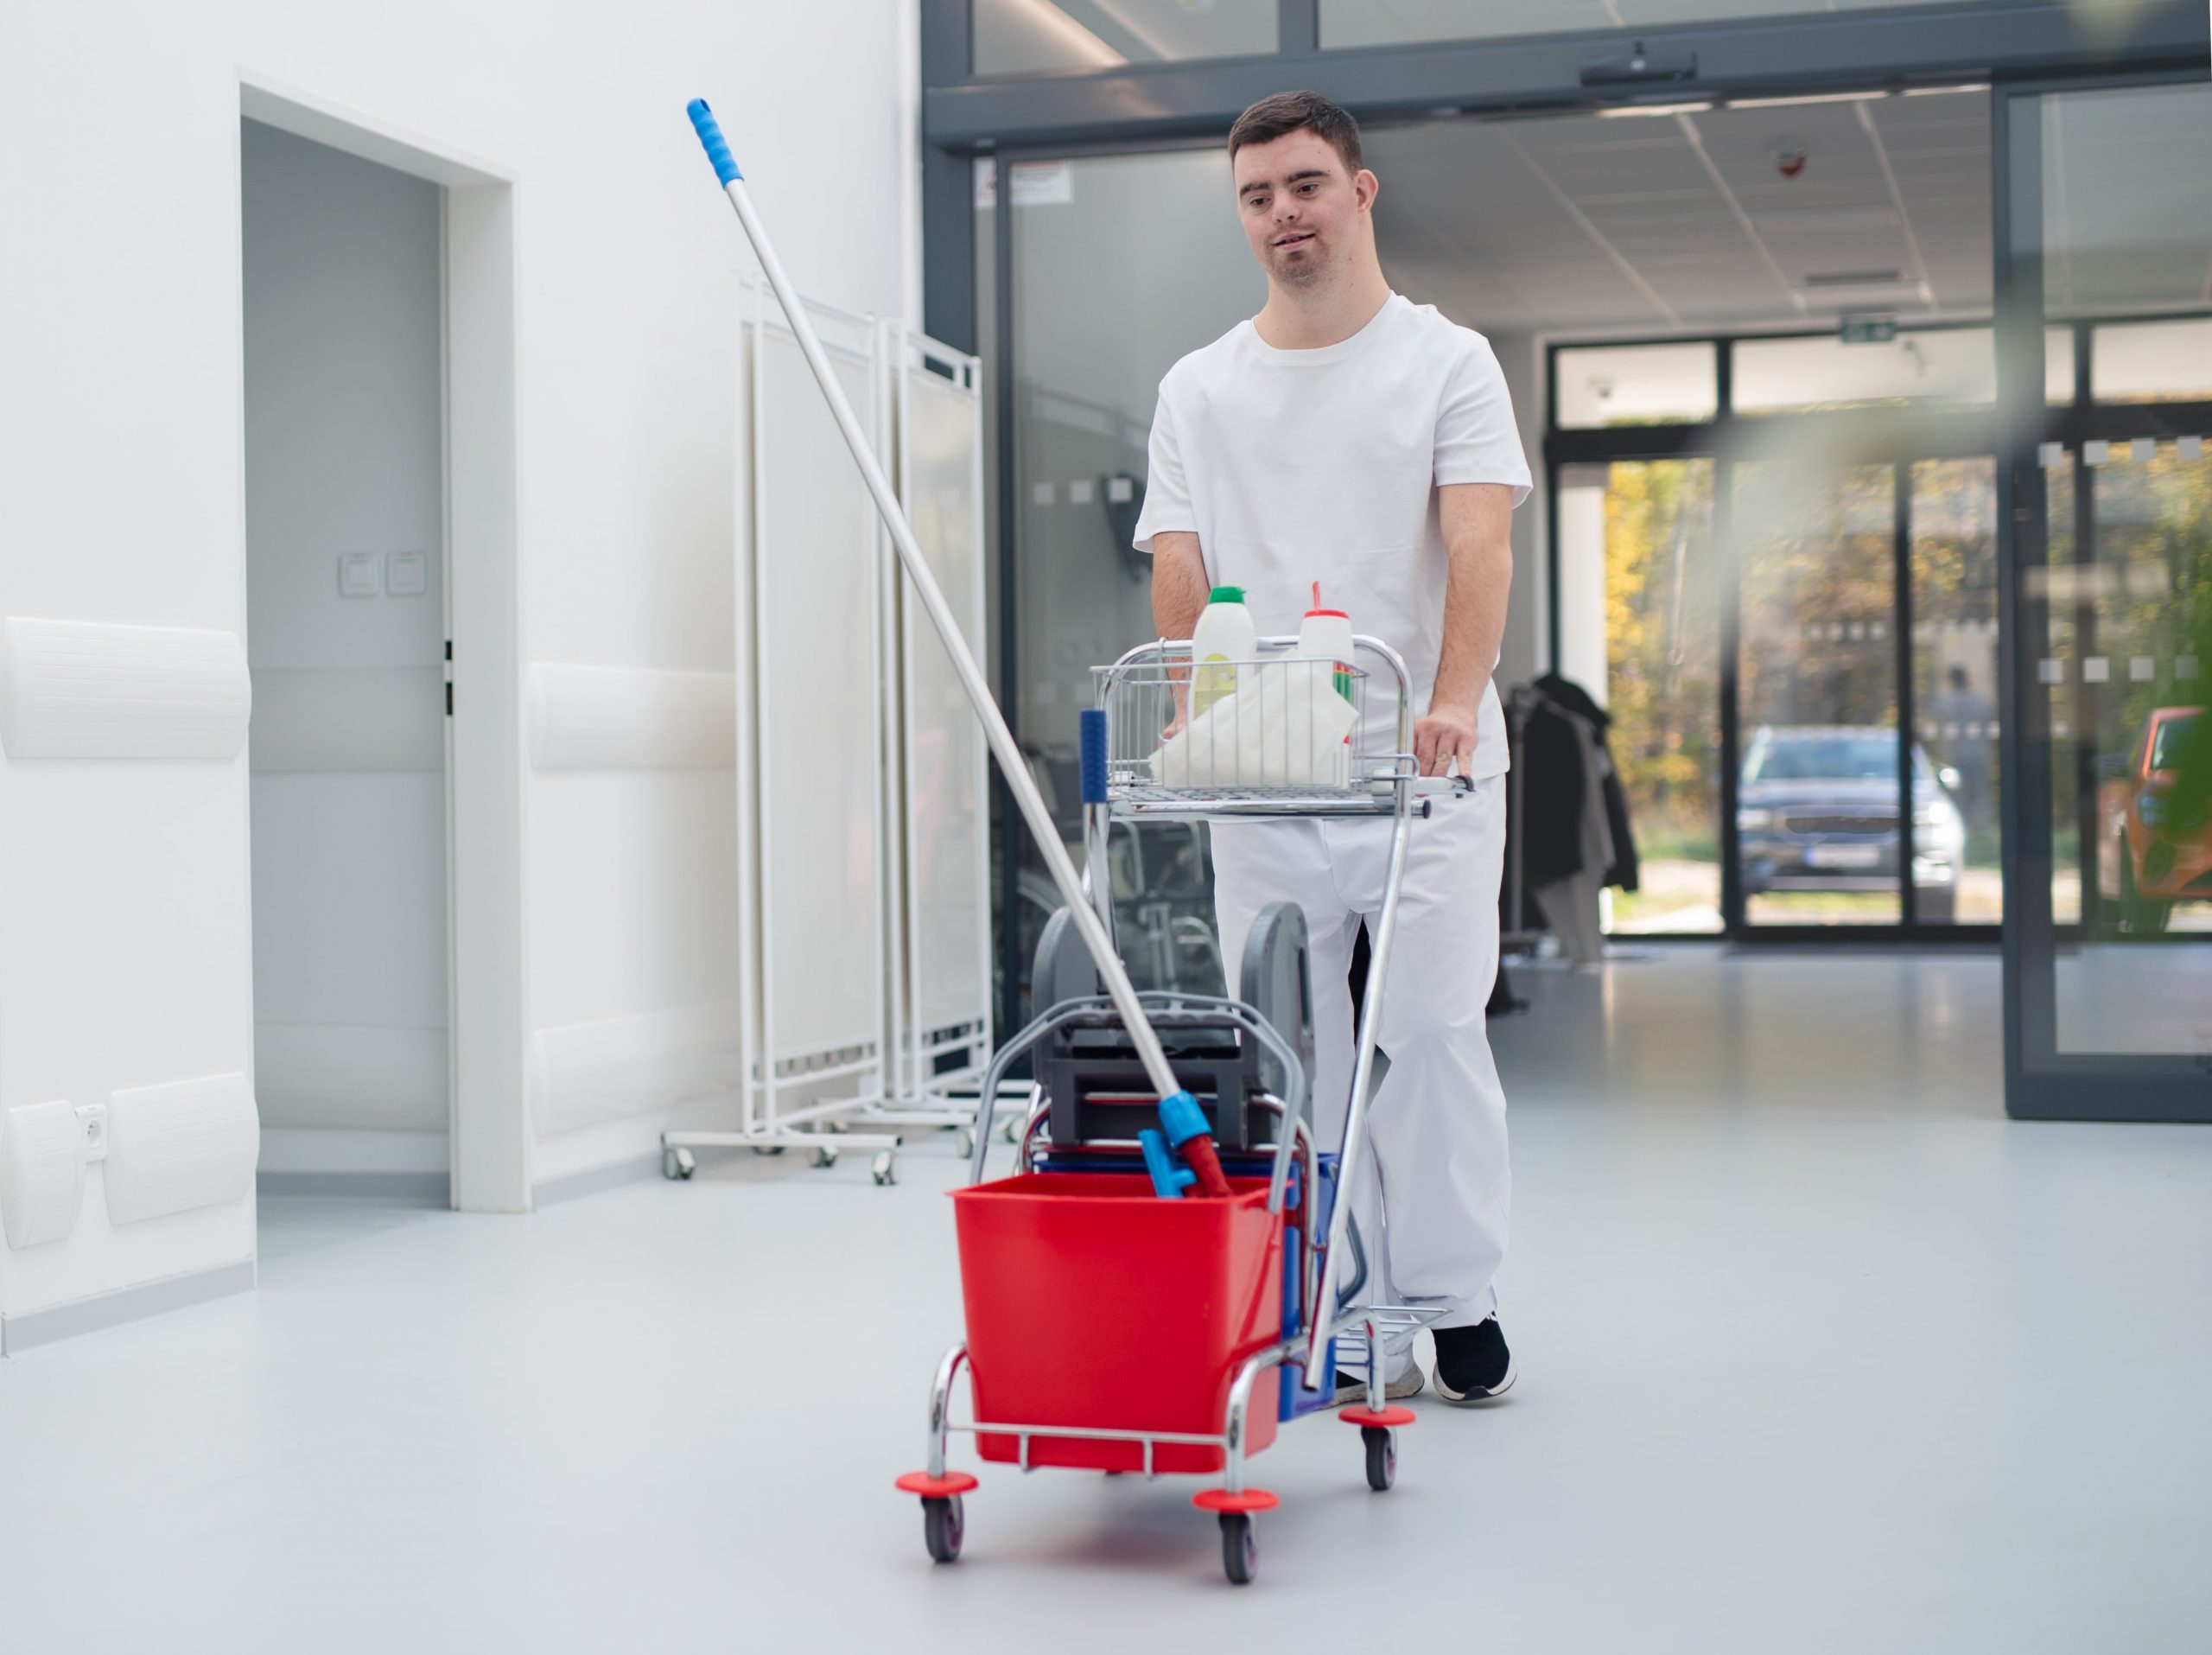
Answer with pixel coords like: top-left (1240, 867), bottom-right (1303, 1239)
top-left (1999, 74), bottom-right (2212, 1120)
top-left (1735, 461), bottom-right (1905, 927)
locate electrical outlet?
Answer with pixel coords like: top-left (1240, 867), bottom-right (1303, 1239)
top-left (75, 1101), bottom-right (109, 1162)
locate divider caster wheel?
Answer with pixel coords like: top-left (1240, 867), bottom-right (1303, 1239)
top-left (1219, 1512), bottom-right (1256, 1586)
top-left (1001, 1114), bottom-right (1023, 1144)
top-left (921, 1495), bottom-right (963, 1564)
top-left (751, 1145), bottom-right (785, 1158)
top-left (1362, 1425), bottom-right (1396, 1492)
top-left (811, 1143), bottom-right (839, 1171)
top-left (661, 1146), bottom-right (696, 1181)
top-left (954, 1126), bottom-right (975, 1161)
top-left (871, 1149), bottom-right (899, 1187)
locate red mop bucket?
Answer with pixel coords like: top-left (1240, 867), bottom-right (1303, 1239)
top-left (950, 1173), bottom-right (1284, 1474)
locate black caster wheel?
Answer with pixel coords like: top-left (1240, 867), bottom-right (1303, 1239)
top-left (811, 1143), bottom-right (839, 1171)
top-left (661, 1146), bottom-right (696, 1181)
top-left (1219, 1512), bottom-right (1256, 1586)
top-left (871, 1149), bottom-right (898, 1187)
top-left (751, 1145), bottom-right (785, 1158)
top-left (922, 1494), bottom-right (963, 1563)
top-left (1362, 1424), bottom-right (1396, 1492)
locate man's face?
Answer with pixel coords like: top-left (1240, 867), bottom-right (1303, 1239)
top-left (1233, 128), bottom-right (1376, 288)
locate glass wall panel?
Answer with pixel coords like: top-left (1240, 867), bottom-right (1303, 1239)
top-left (1554, 342), bottom-right (1718, 429)
top-left (1735, 461), bottom-right (1903, 925)
top-left (1733, 329), bottom-right (1994, 416)
top-left (2092, 319), bottom-right (2212, 404)
top-left (1324, 0), bottom-right (1965, 50)
top-left (1556, 460), bottom-right (1723, 933)
top-left (2007, 77), bottom-right (2212, 1110)
top-left (1910, 458), bottom-right (2001, 923)
top-left (2050, 437), bottom-right (2212, 1053)
top-left (974, 0), bottom-right (1276, 75)
top-left (2046, 326), bottom-right (2076, 406)
top-left (1001, 148), bottom-right (1262, 1007)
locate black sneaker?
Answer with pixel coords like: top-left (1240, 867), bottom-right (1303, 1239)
top-left (1432, 1318), bottom-right (1515, 1404)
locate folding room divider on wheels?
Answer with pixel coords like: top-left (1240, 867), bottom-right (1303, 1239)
top-left (661, 285), bottom-right (991, 1187)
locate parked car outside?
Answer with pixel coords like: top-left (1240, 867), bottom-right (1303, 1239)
top-left (1738, 726), bottom-right (1967, 921)
top-left (2097, 706), bottom-right (2211, 935)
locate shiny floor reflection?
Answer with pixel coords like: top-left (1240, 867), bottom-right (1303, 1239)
top-left (2, 947), bottom-right (2207, 1653)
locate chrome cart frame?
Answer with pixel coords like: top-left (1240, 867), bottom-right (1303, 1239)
top-left (907, 635), bottom-right (1466, 1583)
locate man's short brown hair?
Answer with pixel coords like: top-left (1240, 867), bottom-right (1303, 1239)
top-left (1228, 90), bottom-right (1363, 176)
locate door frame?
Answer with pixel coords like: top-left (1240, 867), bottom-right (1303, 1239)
top-left (238, 78), bottom-right (532, 1209)
top-left (1542, 340), bottom-right (2010, 944)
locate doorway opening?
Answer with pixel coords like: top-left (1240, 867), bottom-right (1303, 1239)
top-left (244, 118), bottom-right (450, 1197)
top-left (239, 86), bottom-right (528, 1211)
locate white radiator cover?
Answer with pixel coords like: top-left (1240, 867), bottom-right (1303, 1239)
top-left (526, 663), bottom-right (735, 771)
top-left (0, 1100), bottom-right (87, 1250)
top-left (103, 1073), bottom-right (260, 1225)
top-left (0, 615), bottom-right (251, 760)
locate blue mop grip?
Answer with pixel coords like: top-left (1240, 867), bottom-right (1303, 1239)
top-left (1138, 1129), bottom-right (1194, 1200)
top-left (1157, 1089), bottom-right (1210, 1150)
top-left (1077, 709), bottom-right (1109, 805)
top-left (687, 99), bottom-right (741, 185)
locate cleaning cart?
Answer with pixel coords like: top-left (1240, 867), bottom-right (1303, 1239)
top-left (898, 641), bottom-right (1465, 1584)
top-left (683, 99), bottom-right (1459, 1588)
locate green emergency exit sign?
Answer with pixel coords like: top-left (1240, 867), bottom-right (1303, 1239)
top-left (1840, 315), bottom-right (1898, 345)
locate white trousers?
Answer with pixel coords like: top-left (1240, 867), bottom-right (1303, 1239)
top-left (1210, 777), bottom-right (1510, 1353)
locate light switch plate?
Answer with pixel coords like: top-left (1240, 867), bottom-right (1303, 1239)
top-left (386, 550), bottom-right (428, 597)
top-left (339, 551), bottom-right (379, 598)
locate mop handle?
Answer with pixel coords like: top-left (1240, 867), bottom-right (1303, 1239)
top-left (686, 99), bottom-right (1185, 1106)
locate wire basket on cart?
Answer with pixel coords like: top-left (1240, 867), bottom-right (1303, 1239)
top-left (1091, 640), bottom-right (1407, 816)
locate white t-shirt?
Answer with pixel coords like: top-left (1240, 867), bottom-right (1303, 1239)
top-left (1132, 294), bottom-right (1531, 779)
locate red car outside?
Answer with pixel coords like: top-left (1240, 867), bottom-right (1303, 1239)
top-left (2099, 706), bottom-right (2211, 933)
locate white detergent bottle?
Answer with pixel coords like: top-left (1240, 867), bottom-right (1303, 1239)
top-left (1189, 584), bottom-right (1255, 718)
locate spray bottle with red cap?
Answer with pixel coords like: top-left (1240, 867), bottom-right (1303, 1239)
top-left (1299, 582), bottom-right (1356, 704)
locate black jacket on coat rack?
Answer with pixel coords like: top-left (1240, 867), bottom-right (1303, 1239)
top-left (1531, 673), bottom-right (1639, 894)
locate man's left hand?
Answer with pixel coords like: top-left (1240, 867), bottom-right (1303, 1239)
top-left (1414, 700), bottom-right (1478, 779)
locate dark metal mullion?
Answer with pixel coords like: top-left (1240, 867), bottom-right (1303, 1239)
top-left (1993, 82), bottom-right (2054, 1108)
top-left (1895, 461), bottom-right (1918, 928)
top-left (925, 1), bottom-right (2212, 148)
top-left (2069, 309), bottom-right (2100, 934)
top-left (2070, 445), bottom-right (2101, 936)
top-left (990, 152), bottom-right (1023, 1040)
top-left (1717, 452), bottom-right (1745, 936)
top-left (919, 0), bottom-right (976, 351)
top-left (1543, 456), bottom-right (1562, 673)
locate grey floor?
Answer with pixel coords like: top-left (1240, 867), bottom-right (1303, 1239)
top-left (4, 947), bottom-right (2209, 1652)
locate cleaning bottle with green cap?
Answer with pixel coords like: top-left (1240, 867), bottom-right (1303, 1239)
top-left (1189, 584), bottom-right (1255, 719)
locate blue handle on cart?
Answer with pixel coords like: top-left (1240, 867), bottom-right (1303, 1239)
top-left (686, 99), bottom-right (741, 184)
top-left (1077, 709), bottom-right (1109, 805)
top-left (1137, 1129), bottom-right (1193, 1199)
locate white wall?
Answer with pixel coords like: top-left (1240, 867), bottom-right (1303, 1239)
top-left (0, 0), bottom-right (918, 1321)
top-left (243, 120), bottom-right (451, 1181)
